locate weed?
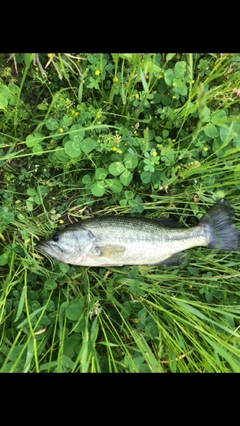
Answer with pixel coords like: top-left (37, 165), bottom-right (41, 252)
top-left (1, 53), bottom-right (240, 372)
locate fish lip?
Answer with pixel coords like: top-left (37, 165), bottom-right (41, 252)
top-left (37, 242), bottom-right (64, 253)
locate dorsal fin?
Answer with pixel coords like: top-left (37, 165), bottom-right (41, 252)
top-left (153, 217), bottom-right (183, 229)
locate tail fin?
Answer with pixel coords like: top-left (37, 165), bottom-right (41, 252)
top-left (199, 198), bottom-right (240, 251)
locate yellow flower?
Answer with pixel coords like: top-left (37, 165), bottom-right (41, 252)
top-left (0, 233), bottom-right (5, 242)
top-left (43, 168), bottom-right (47, 172)
top-left (59, 219), bottom-right (64, 224)
top-left (35, 67), bottom-right (38, 71)
top-left (172, 95), bottom-right (176, 99)
top-left (203, 147), bottom-right (208, 152)
top-left (135, 94), bottom-right (139, 99)
top-left (59, 128), bottom-right (64, 133)
top-left (47, 53), bottom-right (53, 58)
top-left (112, 147), bottom-right (117, 151)
top-left (95, 70), bottom-right (100, 76)
top-left (117, 149), bottom-right (123, 154)
top-left (158, 74), bottom-right (163, 79)
top-left (96, 114), bottom-right (101, 119)
top-left (97, 121), bottom-right (101, 125)
top-left (152, 151), bottom-right (158, 157)
top-left (113, 76), bottom-right (118, 83)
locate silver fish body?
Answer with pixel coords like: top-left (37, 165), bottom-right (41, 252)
top-left (37, 199), bottom-right (240, 267)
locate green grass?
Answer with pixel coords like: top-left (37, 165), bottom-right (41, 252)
top-left (1, 53), bottom-right (240, 372)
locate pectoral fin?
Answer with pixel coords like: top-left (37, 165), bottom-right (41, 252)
top-left (92, 245), bottom-right (126, 258)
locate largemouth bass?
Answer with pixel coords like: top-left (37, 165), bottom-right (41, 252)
top-left (37, 199), bottom-right (240, 267)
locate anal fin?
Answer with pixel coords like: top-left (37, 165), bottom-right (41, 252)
top-left (154, 251), bottom-right (189, 267)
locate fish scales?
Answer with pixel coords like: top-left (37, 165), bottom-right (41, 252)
top-left (76, 217), bottom-right (209, 266)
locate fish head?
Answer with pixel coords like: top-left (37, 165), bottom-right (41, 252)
top-left (37, 226), bottom-right (96, 264)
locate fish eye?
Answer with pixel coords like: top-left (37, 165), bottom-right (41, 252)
top-left (52, 234), bottom-right (60, 242)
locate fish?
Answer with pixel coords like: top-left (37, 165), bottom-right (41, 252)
top-left (37, 199), bottom-right (240, 267)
